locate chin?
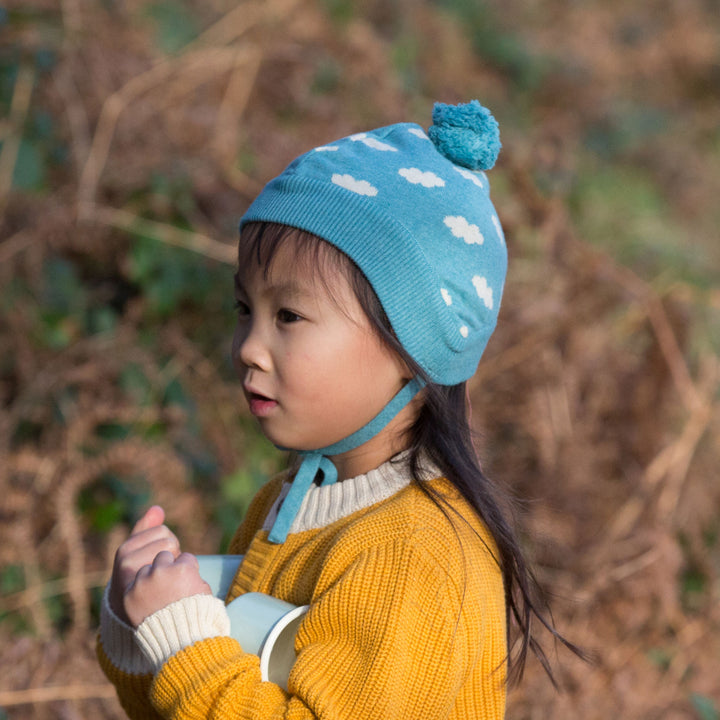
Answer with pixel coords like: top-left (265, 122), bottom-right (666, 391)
top-left (257, 427), bottom-right (312, 452)
top-left (258, 420), bottom-right (355, 454)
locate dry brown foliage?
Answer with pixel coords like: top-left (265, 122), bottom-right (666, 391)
top-left (1, 0), bottom-right (718, 717)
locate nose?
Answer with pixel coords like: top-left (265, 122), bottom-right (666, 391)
top-left (232, 318), bottom-right (271, 373)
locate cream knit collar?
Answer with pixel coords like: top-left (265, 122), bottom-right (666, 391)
top-left (261, 452), bottom-right (441, 536)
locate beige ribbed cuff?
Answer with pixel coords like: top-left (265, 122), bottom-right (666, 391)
top-left (135, 594), bottom-right (231, 673)
top-left (99, 583), bottom-right (154, 675)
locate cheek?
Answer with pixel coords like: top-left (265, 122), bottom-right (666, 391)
top-left (283, 350), bottom-right (320, 389)
top-left (354, 336), bottom-right (403, 383)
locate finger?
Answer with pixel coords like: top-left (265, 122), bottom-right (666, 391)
top-left (115, 533), bottom-right (180, 579)
top-left (131, 505), bottom-right (165, 536)
top-left (114, 536), bottom-right (181, 593)
top-left (174, 553), bottom-right (212, 595)
top-left (133, 563), bottom-right (152, 582)
top-left (175, 552), bottom-right (199, 568)
top-left (151, 550), bottom-right (176, 570)
top-left (121, 529), bottom-right (181, 558)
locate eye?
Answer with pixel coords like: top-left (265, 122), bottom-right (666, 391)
top-left (234, 299), bottom-right (250, 316)
top-left (277, 308), bottom-right (302, 323)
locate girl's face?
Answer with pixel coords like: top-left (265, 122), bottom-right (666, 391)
top-left (232, 239), bottom-right (413, 480)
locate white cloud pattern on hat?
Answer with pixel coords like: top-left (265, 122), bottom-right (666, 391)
top-left (315, 145), bottom-right (339, 152)
top-left (472, 275), bottom-right (493, 309)
top-left (444, 215), bottom-right (484, 245)
top-left (332, 174), bottom-right (378, 197)
top-left (399, 168), bottom-right (445, 188)
top-left (350, 133), bottom-right (397, 152)
top-left (453, 166), bottom-right (485, 187)
top-left (492, 214), bottom-right (504, 244)
top-left (440, 288), bottom-right (452, 306)
top-left (408, 127), bottom-right (430, 140)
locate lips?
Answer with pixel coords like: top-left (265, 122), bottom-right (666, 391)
top-left (245, 389), bottom-right (278, 417)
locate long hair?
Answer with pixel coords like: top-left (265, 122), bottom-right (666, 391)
top-left (238, 221), bottom-right (584, 684)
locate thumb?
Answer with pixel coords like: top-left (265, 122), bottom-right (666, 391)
top-left (131, 505), bottom-right (165, 535)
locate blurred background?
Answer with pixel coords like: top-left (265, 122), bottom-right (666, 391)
top-left (1, 0), bottom-right (719, 717)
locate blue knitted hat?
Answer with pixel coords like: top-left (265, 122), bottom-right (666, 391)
top-left (239, 101), bottom-right (507, 542)
top-left (240, 100), bottom-right (507, 386)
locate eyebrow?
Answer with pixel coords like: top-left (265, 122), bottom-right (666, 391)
top-left (233, 272), bottom-right (314, 300)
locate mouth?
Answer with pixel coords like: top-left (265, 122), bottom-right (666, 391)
top-left (245, 389), bottom-right (278, 417)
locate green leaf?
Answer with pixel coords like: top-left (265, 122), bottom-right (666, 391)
top-left (32, 109), bottom-right (54, 139)
top-left (145, 1), bottom-right (199, 54)
top-left (77, 474), bottom-right (152, 532)
top-left (311, 59), bottom-right (341, 96)
top-left (87, 499), bottom-right (126, 532)
top-left (120, 363), bottom-right (153, 405)
top-left (163, 377), bottom-right (193, 411)
top-left (12, 138), bottom-right (45, 190)
top-left (569, 163), bottom-right (716, 287)
top-left (0, 565), bottom-right (24, 594)
top-left (584, 103), bottom-right (668, 158)
top-left (391, 34), bottom-right (421, 93)
top-left (34, 49), bottom-right (56, 72)
top-left (86, 305), bottom-right (118, 335)
top-left (318, 0), bottom-right (354, 25)
top-left (95, 422), bottom-right (132, 441)
top-left (38, 314), bottom-right (77, 348)
top-left (128, 235), bottom-right (227, 319)
top-left (430, 0), bottom-right (546, 92)
top-left (44, 592), bottom-right (70, 632)
top-left (691, 694), bottom-right (719, 720)
top-left (42, 256), bottom-right (87, 314)
top-left (646, 647), bottom-right (672, 672)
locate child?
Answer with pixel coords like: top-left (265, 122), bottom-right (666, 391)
top-left (98, 100), bottom-right (552, 719)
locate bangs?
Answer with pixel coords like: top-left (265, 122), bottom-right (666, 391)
top-left (237, 222), bottom-right (352, 290)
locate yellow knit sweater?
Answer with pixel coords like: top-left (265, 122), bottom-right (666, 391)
top-left (98, 458), bottom-right (507, 719)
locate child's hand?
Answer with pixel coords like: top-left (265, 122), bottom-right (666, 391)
top-left (123, 550), bottom-right (212, 628)
top-left (109, 506), bottom-right (181, 624)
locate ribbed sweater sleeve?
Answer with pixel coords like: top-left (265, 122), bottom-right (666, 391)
top-left (148, 531), bottom-right (492, 720)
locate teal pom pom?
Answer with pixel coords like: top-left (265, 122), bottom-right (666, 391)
top-left (428, 100), bottom-right (501, 170)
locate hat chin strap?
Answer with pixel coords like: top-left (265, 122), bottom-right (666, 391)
top-left (268, 377), bottom-right (425, 543)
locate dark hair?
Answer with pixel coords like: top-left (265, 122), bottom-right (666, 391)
top-left (238, 221), bottom-right (584, 685)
